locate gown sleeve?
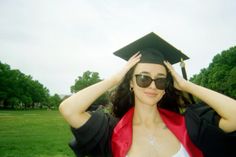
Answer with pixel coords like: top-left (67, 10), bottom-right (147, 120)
top-left (185, 103), bottom-right (236, 157)
top-left (69, 110), bottom-right (118, 157)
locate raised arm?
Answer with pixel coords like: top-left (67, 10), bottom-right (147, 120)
top-left (59, 53), bottom-right (141, 128)
top-left (164, 61), bottom-right (236, 133)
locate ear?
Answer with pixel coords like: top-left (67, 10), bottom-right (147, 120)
top-left (130, 79), bottom-right (134, 88)
top-left (162, 90), bottom-right (166, 96)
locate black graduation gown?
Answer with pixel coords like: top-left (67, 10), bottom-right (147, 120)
top-left (185, 103), bottom-right (236, 157)
top-left (69, 104), bottom-right (236, 157)
top-left (69, 111), bottom-right (118, 157)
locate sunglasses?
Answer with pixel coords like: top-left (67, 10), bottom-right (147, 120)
top-left (135, 74), bottom-right (168, 90)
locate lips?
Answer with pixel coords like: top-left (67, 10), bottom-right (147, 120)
top-left (144, 91), bottom-right (157, 97)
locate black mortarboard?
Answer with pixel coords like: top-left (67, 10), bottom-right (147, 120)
top-left (113, 32), bottom-right (189, 65)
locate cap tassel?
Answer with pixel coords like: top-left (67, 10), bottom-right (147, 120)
top-left (180, 58), bottom-right (195, 104)
top-left (180, 58), bottom-right (187, 80)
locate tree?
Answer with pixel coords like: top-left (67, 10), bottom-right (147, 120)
top-left (190, 46), bottom-right (236, 99)
top-left (71, 71), bottom-right (108, 110)
top-left (48, 94), bottom-right (61, 109)
top-left (71, 71), bottom-right (101, 92)
top-left (0, 61), bottom-right (51, 109)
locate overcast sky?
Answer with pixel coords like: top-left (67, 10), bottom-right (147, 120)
top-left (1, 0), bottom-right (236, 95)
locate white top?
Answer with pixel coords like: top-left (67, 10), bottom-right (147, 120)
top-left (126, 144), bottom-right (189, 157)
top-left (172, 144), bottom-right (189, 157)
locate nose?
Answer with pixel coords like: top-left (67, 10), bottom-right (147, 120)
top-left (149, 80), bottom-right (156, 89)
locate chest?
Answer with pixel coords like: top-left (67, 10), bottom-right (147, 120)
top-left (127, 126), bottom-right (181, 157)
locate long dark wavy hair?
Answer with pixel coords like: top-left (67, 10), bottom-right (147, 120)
top-left (110, 64), bottom-right (193, 118)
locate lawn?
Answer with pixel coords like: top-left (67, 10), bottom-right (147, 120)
top-left (0, 110), bottom-right (75, 157)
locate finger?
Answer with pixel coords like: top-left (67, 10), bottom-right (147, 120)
top-left (163, 61), bottom-right (172, 71)
top-left (128, 53), bottom-right (141, 63)
top-left (164, 61), bottom-right (178, 76)
top-left (132, 51), bottom-right (141, 57)
top-left (128, 51), bottom-right (141, 61)
top-left (128, 55), bottom-right (141, 67)
top-left (163, 61), bottom-right (171, 67)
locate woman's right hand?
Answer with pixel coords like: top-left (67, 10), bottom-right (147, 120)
top-left (59, 52), bottom-right (141, 128)
top-left (111, 52), bottom-right (142, 84)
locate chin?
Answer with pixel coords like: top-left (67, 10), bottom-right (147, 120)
top-left (142, 98), bottom-right (159, 107)
top-left (134, 91), bottom-right (163, 107)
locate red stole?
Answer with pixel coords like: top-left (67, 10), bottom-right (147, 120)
top-left (111, 107), bottom-right (203, 157)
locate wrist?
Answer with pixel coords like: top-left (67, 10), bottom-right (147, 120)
top-left (108, 75), bottom-right (122, 86)
top-left (182, 81), bottom-right (195, 93)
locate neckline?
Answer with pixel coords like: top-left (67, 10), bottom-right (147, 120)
top-left (126, 144), bottom-right (186, 157)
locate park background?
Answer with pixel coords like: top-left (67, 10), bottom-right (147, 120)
top-left (0, 0), bottom-right (236, 157)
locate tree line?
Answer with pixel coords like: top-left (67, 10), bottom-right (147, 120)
top-left (190, 46), bottom-right (236, 99)
top-left (1, 46), bottom-right (235, 110)
top-left (0, 62), bottom-right (61, 109)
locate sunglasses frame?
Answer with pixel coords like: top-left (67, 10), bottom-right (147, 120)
top-left (134, 74), bottom-right (168, 90)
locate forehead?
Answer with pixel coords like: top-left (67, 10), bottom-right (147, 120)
top-left (134, 63), bottom-right (167, 75)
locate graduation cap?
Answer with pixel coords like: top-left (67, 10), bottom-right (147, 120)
top-left (113, 32), bottom-right (189, 79)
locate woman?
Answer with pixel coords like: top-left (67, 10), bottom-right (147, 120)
top-left (59, 33), bottom-right (236, 157)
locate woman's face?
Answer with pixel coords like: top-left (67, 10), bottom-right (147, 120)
top-left (130, 63), bottom-right (167, 107)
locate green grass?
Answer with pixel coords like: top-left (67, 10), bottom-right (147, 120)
top-left (0, 110), bottom-right (75, 157)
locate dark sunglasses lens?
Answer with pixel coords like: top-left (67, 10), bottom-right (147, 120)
top-left (154, 78), bottom-right (167, 90)
top-left (136, 75), bottom-right (152, 88)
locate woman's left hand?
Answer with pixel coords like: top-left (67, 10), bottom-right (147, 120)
top-left (163, 61), bottom-right (188, 91)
